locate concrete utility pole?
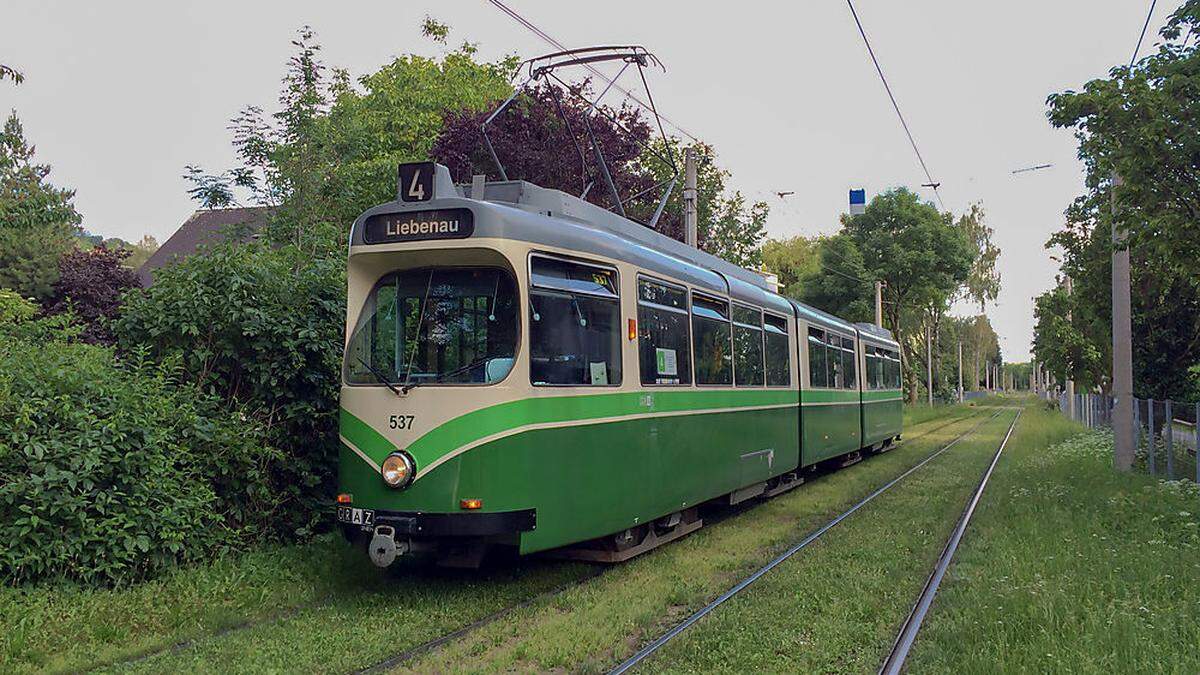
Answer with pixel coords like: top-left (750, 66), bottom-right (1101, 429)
top-left (874, 281), bottom-right (884, 328)
top-left (957, 341), bottom-right (963, 403)
top-left (926, 327), bottom-right (934, 406)
top-left (1065, 275), bottom-right (1075, 420)
top-left (1111, 172), bottom-right (1135, 470)
top-left (683, 147), bottom-right (698, 248)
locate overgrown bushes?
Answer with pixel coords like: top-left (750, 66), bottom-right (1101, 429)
top-left (0, 298), bottom-right (279, 585)
top-left (114, 241), bottom-right (346, 537)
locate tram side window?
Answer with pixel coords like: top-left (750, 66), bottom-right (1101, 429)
top-left (529, 256), bottom-right (622, 386)
top-left (692, 295), bottom-right (733, 385)
top-left (763, 314), bottom-right (791, 386)
top-left (733, 304), bottom-right (764, 386)
top-left (637, 278), bottom-right (692, 385)
top-left (808, 327), bottom-right (828, 388)
top-left (841, 337), bottom-right (857, 389)
top-left (866, 348), bottom-right (883, 390)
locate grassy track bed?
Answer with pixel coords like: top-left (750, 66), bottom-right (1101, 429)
top-left (388, 407), bottom-right (987, 673)
top-left (0, 405), bottom-right (972, 674)
top-left (631, 408), bottom-right (1020, 673)
top-left (906, 405), bottom-right (1200, 673)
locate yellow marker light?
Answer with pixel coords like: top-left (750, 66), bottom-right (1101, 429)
top-left (627, 318), bottom-right (637, 341)
top-left (336, 493), bottom-right (353, 504)
top-left (460, 498), bottom-right (483, 510)
top-left (381, 452), bottom-right (415, 489)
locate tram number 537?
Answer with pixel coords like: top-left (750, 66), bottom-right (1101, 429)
top-left (389, 414), bottom-right (415, 430)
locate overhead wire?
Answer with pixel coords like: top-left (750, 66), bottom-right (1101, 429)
top-left (1129, 0), bottom-right (1159, 67)
top-left (844, 0), bottom-right (946, 212)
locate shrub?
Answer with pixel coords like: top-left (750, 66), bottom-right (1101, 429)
top-left (0, 338), bottom-right (278, 585)
top-left (43, 245), bottom-right (140, 344)
top-left (113, 241), bottom-right (345, 536)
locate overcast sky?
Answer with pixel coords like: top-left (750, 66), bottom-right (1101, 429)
top-left (2, 1), bottom-right (1174, 360)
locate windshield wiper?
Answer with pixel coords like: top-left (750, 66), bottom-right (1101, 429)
top-left (356, 356), bottom-right (402, 397)
top-left (401, 358), bottom-right (490, 394)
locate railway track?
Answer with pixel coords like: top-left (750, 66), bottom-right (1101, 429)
top-left (607, 408), bottom-right (1008, 675)
top-left (877, 407), bottom-right (1023, 675)
top-left (92, 410), bottom-right (980, 674)
top-left (351, 410), bottom-right (990, 674)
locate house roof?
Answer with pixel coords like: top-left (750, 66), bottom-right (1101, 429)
top-left (137, 206), bottom-right (272, 285)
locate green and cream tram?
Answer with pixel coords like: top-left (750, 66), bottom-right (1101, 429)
top-left (336, 162), bottom-right (903, 566)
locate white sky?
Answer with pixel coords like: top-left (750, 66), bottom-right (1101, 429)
top-left (1, 1), bottom-right (1175, 360)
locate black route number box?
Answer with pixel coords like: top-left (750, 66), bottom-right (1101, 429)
top-left (398, 162), bottom-right (435, 202)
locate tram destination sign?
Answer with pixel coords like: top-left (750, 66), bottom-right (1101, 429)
top-left (363, 209), bottom-right (475, 244)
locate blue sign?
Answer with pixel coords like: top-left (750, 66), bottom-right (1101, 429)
top-left (849, 188), bottom-right (866, 215)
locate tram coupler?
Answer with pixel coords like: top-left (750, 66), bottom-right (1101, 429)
top-left (368, 525), bottom-right (409, 567)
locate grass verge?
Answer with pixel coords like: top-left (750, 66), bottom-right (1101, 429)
top-left (906, 408), bottom-right (1200, 673)
top-left (0, 404), bottom-right (969, 674)
top-left (633, 408), bottom-right (1020, 672)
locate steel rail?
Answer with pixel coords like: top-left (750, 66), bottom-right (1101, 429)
top-left (877, 407), bottom-right (1023, 675)
top-left (608, 408), bottom-right (1006, 675)
top-left (95, 410), bottom-right (978, 674)
top-left (353, 410), bottom-right (984, 674)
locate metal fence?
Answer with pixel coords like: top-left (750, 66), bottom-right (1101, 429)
top-left (1047, 391), bottom-right (1200, 482)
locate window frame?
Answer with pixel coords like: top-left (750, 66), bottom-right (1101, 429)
top-left (762, 312), bottom-right (792, 388)
top-left (343, 265), bottom-right (521, 389)
top-left (636, 274), bottom-right (693, 387)
top-left (526, 251), bottom-right (623, 388)
top-left (690, 291), bottom-right (734, 387)
top-left (807, 326), bottom-right (830, 389)
top-left (732, 302), bottom-right (765, 388)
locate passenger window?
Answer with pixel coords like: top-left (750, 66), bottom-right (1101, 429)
top-left (808, 327), bottom-right (828, 388)
top-left (842, 337), bottom-right (857, 389)
top-left (763, 314), bottom-right (791, 386)
top-left (528, 256), bottom-right (621, 386)
top-left (637, 278), bottom-right (692, 385)
top-left (692, 294), bottom-right (732, 385)
top-left (733, 304), bottom-right (764, 387)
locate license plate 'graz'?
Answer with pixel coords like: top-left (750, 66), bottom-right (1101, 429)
top-left (337, 506), bottom-right (375, 527)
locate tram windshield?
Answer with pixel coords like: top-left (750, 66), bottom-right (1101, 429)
top-left (344, 267), bottom-right (519, 387)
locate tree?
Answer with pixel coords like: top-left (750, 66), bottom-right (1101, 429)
top-left (840, 189), bottom-right (975, 401)
top-left (797, 233), bottom-right (872, 323)
top-left (190, 25), bottom-right (515, 256)
top-left (761, 235), bottom-right (821, 297)
top-left (1042, 0), bottom-right (1200, 401)
top-left (44, 246), bottom-right (140, 344)
top-left (1047, 1), bottom-right (1200, 279)
top-left (956, 203), bottom-right (1000, 309)
top-left (433, 80), bottom-right (653, 214)
top-left (0, 111), bottom-right (82, 231)
top-left (0, 111), bottom-right (81, 300)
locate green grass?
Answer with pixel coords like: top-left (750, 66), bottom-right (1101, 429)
top-left (394, 407), bottom-right (987, 673)
top-left (632, 408), bottom-right (1022, 673)
top-left (0, 404), bottom-right (972, 673)
top-left (906, 412), bottom-right (1200, 673)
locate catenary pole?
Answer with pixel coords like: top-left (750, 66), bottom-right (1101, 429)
top-left (683, 147), bottom-right (698, 248)
top-left (1065, 275), bottom-right (1076, 420)
top-left (1111, 173), bottom-right (1135, 470)
top-left (957, 341), bottom-right (963, 403)
top-left (926, 327), bottom-right (933, 406)
top-left (874, 281), bottom-right (883, 328)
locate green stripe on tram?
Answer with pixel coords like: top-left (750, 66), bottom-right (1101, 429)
top-left (341, 388), bottom-right (798, 470)
top-left (340, 386), bottom-right (903, 473)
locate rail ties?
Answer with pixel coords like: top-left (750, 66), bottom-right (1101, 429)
top-left (607, 408), bottom-right (1004, 675)
top-left (877, 408), bottom-right (1023, 675)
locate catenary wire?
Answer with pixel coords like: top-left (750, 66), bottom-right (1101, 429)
top-left (844, 0), bottom-right (946, 212)
top-left (1129, 0), bottom-right (1159, 67)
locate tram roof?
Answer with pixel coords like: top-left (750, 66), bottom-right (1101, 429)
top-left (350, 166), bottom-right (875, 325)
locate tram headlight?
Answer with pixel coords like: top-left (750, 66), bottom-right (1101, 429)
top-left (381, 452), bottom-right (415, 489)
